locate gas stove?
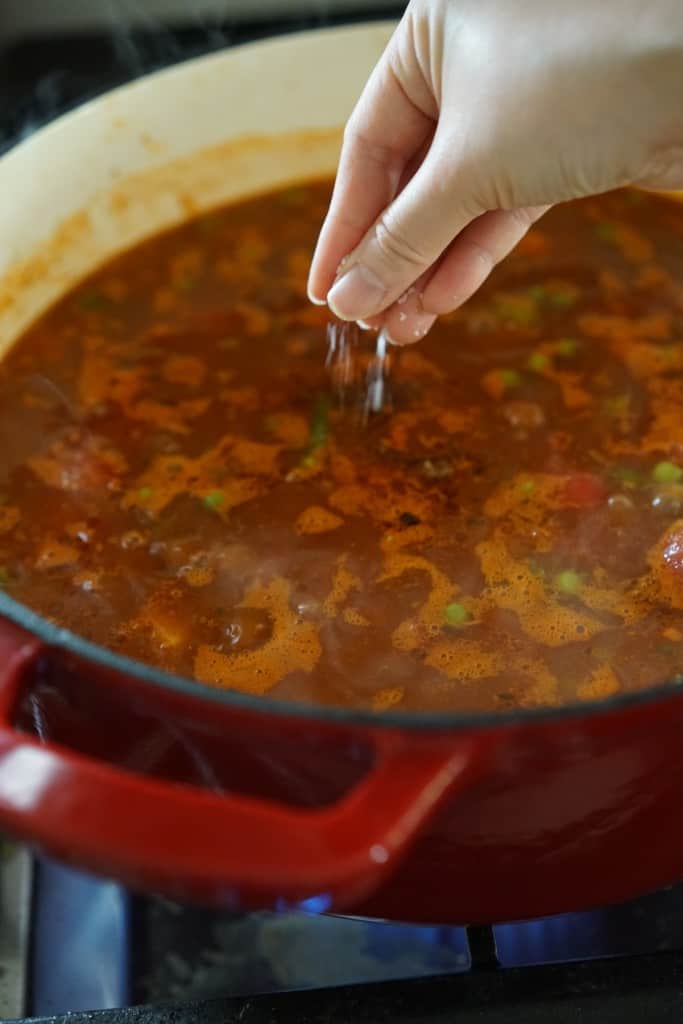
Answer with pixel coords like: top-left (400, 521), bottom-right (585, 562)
top-left (4, 846), bottom-right (683, 1022)
top-left (2, 7), bottom-right (683, 1023)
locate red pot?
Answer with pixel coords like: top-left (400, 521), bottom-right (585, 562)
top-left (1, 603), bottom-right (682, 925)
top-left (0, 24), bottom-right (681, 925)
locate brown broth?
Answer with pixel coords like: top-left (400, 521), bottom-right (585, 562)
top-left (0, 182), bottom-right (682, 713)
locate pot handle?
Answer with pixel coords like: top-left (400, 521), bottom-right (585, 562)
top-left (0, 620), bottom-right (486, 909)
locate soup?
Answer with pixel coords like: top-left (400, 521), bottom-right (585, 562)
top-left (0, 182), bottom-right (681, 713)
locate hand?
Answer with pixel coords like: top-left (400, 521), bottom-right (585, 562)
top-left (307, 0), bottom-right (683, 344)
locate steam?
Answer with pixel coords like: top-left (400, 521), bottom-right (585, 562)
top-left (3, 0), bottom-right (238, 150)
top-left (3, 2), bottom-right (400, 152)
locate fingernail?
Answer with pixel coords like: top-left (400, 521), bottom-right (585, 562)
top-left (357, 319), bottom-right (377, 331)
top-left (327, 263), bottom-right (387, 321)
top-left (307, 286), bottom-right (327, 306)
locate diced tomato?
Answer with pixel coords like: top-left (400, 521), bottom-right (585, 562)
top-left (661, 529), bottom-right (683, 575)
top-left (562, 473), bottom-right (609, 508)
top-left (649, 522), bottom-right (683, 610)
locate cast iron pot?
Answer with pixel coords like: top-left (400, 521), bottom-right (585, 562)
top-left (0, 23), bottom-right (681, 925)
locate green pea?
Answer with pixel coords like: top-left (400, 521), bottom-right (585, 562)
top-left (203, 491), bottom-right (226, 510)
top-left (444, 602), bottom-right (469, 626)
top-left (554, 338), bottom-right (579, 358)
top-left (527, 352), bottom-right (549, 372)
top-left (555, 570), bottom-right (582, 594)
top-left (652, 462), bottom-right (683, 484)
top-left (548, 289), bottom-right (576, 308)
top-left (499, 369), bottom-right (522, 389)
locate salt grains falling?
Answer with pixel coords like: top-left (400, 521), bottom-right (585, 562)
top-left (325, 320), bottom-right (358, 400)
top-left (364, 327), bottom-right (389, 419)
top-left (325, 321), bottom-right (391, 420)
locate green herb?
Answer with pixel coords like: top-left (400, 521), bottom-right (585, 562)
top-left (553, 338), bottom-right (580, 358)
top-left (287, 397), bottom-right (332, 480)
top-left (519, 480), bottom-right (536, 496)
top-left (203, 491), bottom-right (226, 510)
top-left (652, 461), bottom-right (683, 484)
top-left (555, 569), bottom-right (582, 594)
top-left (138, 487), bottom-right (154, 502)
top-left (309, 396), bottom-right (330, 451)
top-left (610, 466), bottom-right (644, 488)
top-left (498, 369), bottom-right (522, 389)
top-left (0, 567), bottom-right (9, 587)
top-left (527, 352), bottom-right (549, 373)
top-left (548, 290), bottom-right (576, 308)
top-left (444, 602), bottom-right (469, 626)
top-left (526, 284), bottom-right (576, 308)
top-left (493, 294), bottom-right (539, 328)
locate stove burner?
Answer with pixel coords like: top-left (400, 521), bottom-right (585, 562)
top-left (16, 855), bottom-right (683, 1024)
top-left (9, 851), bottom-right (683, 1023)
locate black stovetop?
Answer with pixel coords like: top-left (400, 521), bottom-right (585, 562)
top-left (9, 845), bottom-right (683, 1023)
top-left (18, 851), bottom-right (683, 1024)
top-left (4, 9), bottom-right (683, 1022)
top-left (0, 5), bottom-right (402, 154)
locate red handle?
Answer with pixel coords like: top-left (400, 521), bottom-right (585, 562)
top-left (0, 621), bottom-right (487, 909)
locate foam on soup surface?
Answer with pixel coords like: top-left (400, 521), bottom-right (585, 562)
top-left (0, 182), bottom-right (681, 713)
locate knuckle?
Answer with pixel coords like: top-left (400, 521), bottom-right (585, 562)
top-left (637, 142), bottom-right (683, 190)
top-left (507, 206), bottom-right (536, 232)
top-left (374, 215), bottom-right (428, 272)
top-left (342, 120), bottom-right (407, 182)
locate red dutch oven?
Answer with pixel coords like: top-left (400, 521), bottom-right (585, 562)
top-left (0, 23), bottom-right (681, 926)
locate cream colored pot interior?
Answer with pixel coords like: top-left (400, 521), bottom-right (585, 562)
top-left (0, 22), bottom-right (394, 355)
top-left (1, 19), bottom-right (679, 362)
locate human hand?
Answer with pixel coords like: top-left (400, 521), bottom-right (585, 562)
top-left (307, 0), bottom-right (683, 344)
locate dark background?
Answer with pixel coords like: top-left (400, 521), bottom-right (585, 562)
top-left (0, 1), bottom-right (404, 152)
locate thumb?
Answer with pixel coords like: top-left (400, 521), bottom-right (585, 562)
top-left (326, 147), bottom-right (480, 323)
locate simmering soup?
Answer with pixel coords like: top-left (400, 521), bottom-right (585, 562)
top-left (0, 182), bottom-right (681, 713)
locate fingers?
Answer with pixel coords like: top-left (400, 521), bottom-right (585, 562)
top-left (382, 271), bottom-right (436, 345)
top-left (376, 205), bottom-right (549, 345)
top-left (325, 137), bottom-right (481, 323)
top-left (420, 206), bottom-right (549, 316)
top-left (307, 32), bottom-right (435, 306)
top-left (308, 9), bottom-right (549, 338)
